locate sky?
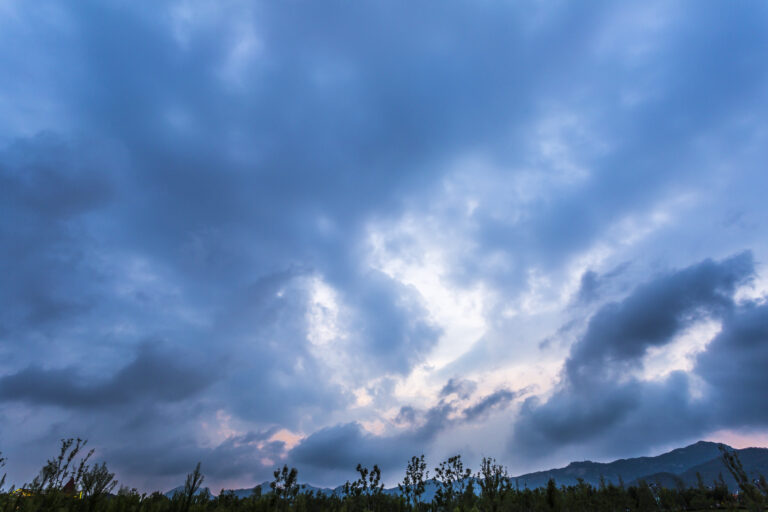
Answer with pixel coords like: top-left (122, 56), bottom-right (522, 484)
top-left (1, 0), bottom-right (768, 493)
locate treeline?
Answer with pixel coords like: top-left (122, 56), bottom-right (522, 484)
top-left (1, 439), bottom-right (767, 512)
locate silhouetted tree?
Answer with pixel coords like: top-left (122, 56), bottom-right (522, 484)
top-left (80, 460), bottom-right (118, 511)
top-left (343, 463), bottom-right (384, 512)
top-left (720, 444), bottom-right (765, 511)
top-left (434, 454), bottom-right (471, 511)
top-left (30, 437), bottom-right (93, 494)
top-left (2, 438), bottom-right (766, 512)
top-left (399, 454), bottom-right (429, 509)
top-left (545, 478), bottom-right (559, 511)
top-left (271, 464), bottom-right (302, 510)
top-left (172, 461), bottom-right (205, 512)
top-left (475, 457), bottom-right (508, 512)
top-left (0, 451), bottom-right (6, 493)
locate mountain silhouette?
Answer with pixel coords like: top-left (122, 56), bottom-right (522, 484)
top-left (512, 441), bottom-right (728, 489)
top-left (190, 441), bottom-right (768, 497)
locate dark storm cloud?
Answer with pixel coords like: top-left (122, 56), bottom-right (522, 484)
top-left (201, 270), bottom-right (348, 426)
top-left (290, 422), bottom-right (407, 472)
top-left (289, 401), bottom-right (455, 484)
top-left (0, 135), bottom-right (113, 339)
top-left (0, 345), bottom-right (216, 408)
top-left (448, 2), bottom-right (768, 291)
top-left (440, 378), bottom-right (477, 400)
top-left (395, 406), bottom-right (418, 425)
top-left (290, 387), bottom-right (522, 483)
top-left (574, 262), bottom-right (631, 305)
top-left (511, 252), bottom-right (761, 458)
top-left (512, 371), bottom-right (710, 459)
top-left (462, 389), bottom-right (518, 422)
top-left (0, 0), bottom-right (448, 380)
top-left (696, 301), bottom-right (768, 425)
top-left (576, 271), bottom-right (601, 305)
top-left (104, 429), bottom-right (284, 483)
top-left (343, 271), bottom-right (442, 375)
top-left (566, 252), bottom-right (753, 384)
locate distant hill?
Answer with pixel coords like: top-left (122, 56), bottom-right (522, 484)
top-left (632, 446), bottom-right (768, 490)
top-left (163, 486), bottom-right (213, 499)
top-left (512, 441), bottom-right (727, 489)
top-left (213, 482), bottom-right (270, 500)
top-left (221, 481), bottom-right (338, 499)
top-left (221, 479), bottom-right (441, 501)
top-left (169, 441), bottom-right (768, 497)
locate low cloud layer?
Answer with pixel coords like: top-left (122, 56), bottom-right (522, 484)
top-left (0, 345), bottom-right (217, 408)
top-left (288, 386), bottom-right (520, 484)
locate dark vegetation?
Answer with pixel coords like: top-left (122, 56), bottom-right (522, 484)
top-left (1, 440), bottom-right (767, 511)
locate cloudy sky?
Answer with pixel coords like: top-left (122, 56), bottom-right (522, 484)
top-left (2, 0), bottom-right (768, 493)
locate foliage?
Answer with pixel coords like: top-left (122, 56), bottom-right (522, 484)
top-left (175, 462), bottom-right (205, 512)
top-left (434, 455), bottom-right (471, 512)
top-left (271, 464), bottom-right (302, 510)
top-left (342, 463), bottom-right (384, 512)
top-left (475, 457), bottom-right (509, 512)
top-left (30, 437), bottom-right (94, 493)
top-left (1, 439), bottom-right (766, 512)
top-left (0, 451), bottom-right (6, 493)
top-left (398, 455), bottom-right (428, 509)
top-left (719, 443), bottom-right (766, 512)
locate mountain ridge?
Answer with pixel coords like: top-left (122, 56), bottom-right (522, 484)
top-left (173, 441), bottom-right (768, 498)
